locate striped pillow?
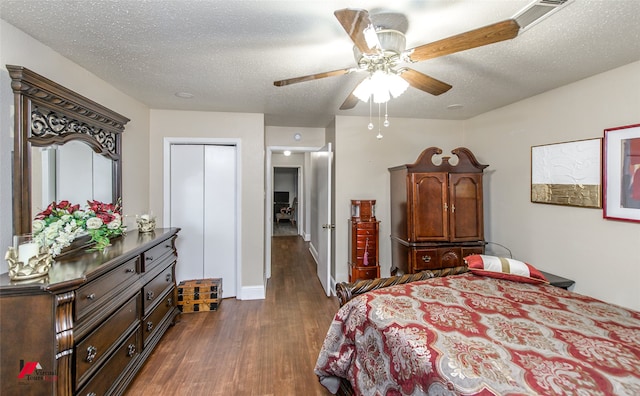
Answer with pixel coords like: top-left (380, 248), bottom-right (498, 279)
top-left (465, 254), bottom-right (549, 284)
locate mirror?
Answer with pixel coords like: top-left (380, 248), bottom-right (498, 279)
top-left (7, 65), bottom-right (129, 235)
top-left (31, 142), bottom-right (115, 216)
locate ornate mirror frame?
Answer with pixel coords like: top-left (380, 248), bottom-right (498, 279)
top-left (8, 65), bottom-right (130, 235)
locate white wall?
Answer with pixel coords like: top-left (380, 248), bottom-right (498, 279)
top-left (333, 116), bottom-right (464, 283)
top-left (465, 61), bottom-right (640, 310)
top-left (148, 110), bottom-right (265, 297)
top-left (0, 20), bottom-right (151, 273)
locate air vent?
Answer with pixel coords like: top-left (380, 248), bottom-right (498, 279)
top-left (513, 0), bottom-right (572, 30)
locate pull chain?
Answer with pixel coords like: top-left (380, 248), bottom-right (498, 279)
top-left (376, 102), bottom-right (383, 139)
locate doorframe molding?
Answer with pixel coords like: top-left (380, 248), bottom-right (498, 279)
top-left (163, 137), bottom-right (243, 299)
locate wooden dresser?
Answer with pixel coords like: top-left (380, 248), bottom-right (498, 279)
top-left (348, 200), bottom-right (380, 281)
top-left (389, 147), bottom-right (487, 275)
top-left (0, 228), bottom-right (180, 396)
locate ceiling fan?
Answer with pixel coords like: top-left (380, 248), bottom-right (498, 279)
top-left (273, 8), bottom-right (521, 110)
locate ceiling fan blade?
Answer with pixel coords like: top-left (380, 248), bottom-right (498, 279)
top-left (399, 68), bottom-right (452, 96)
top-left (407, 19), bottom-right (520, 62)
top-left (334, 8), bottom-right (380, 55)
top-left (340, 92), bottom-right (359, 110)
top-left (273, 67), bottom-right (354, 87)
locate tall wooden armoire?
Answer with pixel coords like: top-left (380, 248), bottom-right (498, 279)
top-left (389, 147), bottom-right (488, 275)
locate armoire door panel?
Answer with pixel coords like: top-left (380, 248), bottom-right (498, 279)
top-left (410, 172), bottom-right (448, 241)
top-left (449, 173), bottom-right (483, 241)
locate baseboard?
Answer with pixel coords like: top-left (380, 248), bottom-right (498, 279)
top-left (309, 243), bottom-right (319, 263)
top-left (239, 285), bottom-right (266, 300)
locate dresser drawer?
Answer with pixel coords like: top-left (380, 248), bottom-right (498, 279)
top-left (76, 326), bottom-right (141, 396)
top-left (355, 228), bottom-right (377, 238)
top-left (412, 247), bottom-right (462, 270)
top-left (143, 264), bottom-right (175, 315)
top-left (350, 265), bottom-right (380, 282)
top-left (142, 240), bottom-right (175, 272)
top-left (143, 287), bottom-right (175, 347)
top-left (462, 246), bottom-right (484, 258)
top-left (76, 257), bottom-right (139, 320)
top-left (76, 293), bottom-right (140, 388)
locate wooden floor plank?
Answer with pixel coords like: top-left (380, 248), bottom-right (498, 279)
top-left (125, 236), bottom-right (339, 395)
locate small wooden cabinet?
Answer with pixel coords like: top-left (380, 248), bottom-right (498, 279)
top-left (389, 147), bottom-right (488, 275)
top-left (348, 200), bottom-right (380, 282)
top-left (0, 228), bottom-right (180, 396)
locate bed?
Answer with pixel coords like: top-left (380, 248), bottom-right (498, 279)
top-left (315, 263), bottom-right (640, 395)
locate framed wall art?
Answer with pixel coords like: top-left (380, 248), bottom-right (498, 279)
top-left (531, 138), bottom-right (602, 208)
top-left (603, 123), bottom-right (640, 222)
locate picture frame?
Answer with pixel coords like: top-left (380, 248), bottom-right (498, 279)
top-left (531, 138), bottom-right (602, 208)
top-left (603, 123), bottom-right (640, 222)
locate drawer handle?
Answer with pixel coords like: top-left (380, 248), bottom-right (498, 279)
top-left (165, 273), bottom-right (172, 282)
top-left (127, 344), bottom-right (136, 357)
top-left (146, 256), bottom-right (154, 261)
top-left (125, 268), bottom-right (135, 273)
top-left (147, 321), bottom-right (154, 332)
top-left (86, 345), bottom-right (97, 363)
top-left (147, 291), bottom-right (155, 300)
top-left (86, 293), bottom-right (96, 300)
top-left (421, 255), bottom-right (432, 263)
top-left (166, 297), bottom-right (173, 306)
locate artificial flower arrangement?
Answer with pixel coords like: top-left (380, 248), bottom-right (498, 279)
top-left (32, 199), bottom-right (125, 257)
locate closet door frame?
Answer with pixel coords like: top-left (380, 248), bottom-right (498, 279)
top-left (163, 137), bottom-right (242, 299)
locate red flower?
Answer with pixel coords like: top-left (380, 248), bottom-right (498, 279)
top-left (97, 212), bottom-right (115, 224)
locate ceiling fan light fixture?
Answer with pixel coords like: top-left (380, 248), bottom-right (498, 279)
top-left (353, 70), bottom-right (409, 104)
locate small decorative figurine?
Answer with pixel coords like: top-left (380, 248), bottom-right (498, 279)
top-left (136, 214), bottom-right (156, 233)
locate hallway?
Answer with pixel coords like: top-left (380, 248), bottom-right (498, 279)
top-left (125, 235), bottom-right (339, 395)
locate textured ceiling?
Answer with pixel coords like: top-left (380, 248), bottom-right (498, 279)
top-left (1, 0), bottom-right (639, 128)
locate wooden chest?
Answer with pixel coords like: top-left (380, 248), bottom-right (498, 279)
top-left (177, 278), bottom-right (222, 313)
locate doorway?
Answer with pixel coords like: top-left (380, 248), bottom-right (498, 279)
top-left (273, 167), bottom-right (298, 237)
top-left (164, 139), bottom-right (240, 298)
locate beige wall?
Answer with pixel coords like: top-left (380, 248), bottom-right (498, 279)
top-left (265, 125), bottom-right (325, 148)
top-left (148, 110), bottom-right (265, 296)
top-left (0, 20), bottom-right (151, 273)
top-left (465, 61), bottom-right (640, 310)
top-left (333, 116), bottom-right (464, 282)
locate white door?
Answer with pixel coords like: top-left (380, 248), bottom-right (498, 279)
top-left (168, 144), bottom-right (237, 297)
top-left (312, 143), bottom-right (333, 296)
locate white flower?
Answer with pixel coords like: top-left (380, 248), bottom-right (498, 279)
top-left (32, 219), bottom-right (46, 233)
top-left (107, 218), bottom-right (122, 230)
top-left (86, 217), bottom-right (104, 230)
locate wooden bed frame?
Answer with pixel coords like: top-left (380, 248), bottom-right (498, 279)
top-left (335, 265), bottom-right (469, 306)
top-left (332, 266), bottom-right (469, 395)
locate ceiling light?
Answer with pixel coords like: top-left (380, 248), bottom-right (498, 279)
top-left (293, 133), bottom-right (302, 141)
top-left (353, 70), bottom-right (409, 104)
top-left (283, 150), bottom-right (291, 156)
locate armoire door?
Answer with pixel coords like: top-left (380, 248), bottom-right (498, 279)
top-left (409, 172), bottom-right (448, 242)
top-left (449, 173), bottom-right (483, 242)
top-left (169, 144), bottom-right (237, 298)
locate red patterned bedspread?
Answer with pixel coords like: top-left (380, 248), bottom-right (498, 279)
top-left (315, 273), bottom-right (640, 395)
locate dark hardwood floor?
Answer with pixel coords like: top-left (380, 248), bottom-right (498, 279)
top-left (125, 235), bottom-right (339, 395)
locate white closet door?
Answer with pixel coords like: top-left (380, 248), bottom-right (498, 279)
top-left (204, 145), bottom-right (236, 297)
top-left (169, 144), bottom-right (236, 298)
top-left (170, 145), bottom-right (205, 283)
